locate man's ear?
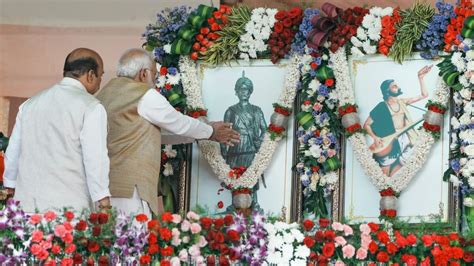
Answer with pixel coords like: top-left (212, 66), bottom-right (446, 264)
top-left (139, 69), bottom-right (147, 82)
top-left (86, 70), bottom-right (95, 83)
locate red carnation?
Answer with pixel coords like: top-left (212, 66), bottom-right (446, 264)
top-left (98, 212), bottom-right (108, 225)
top-left (88, 213), bottom-right (99, 225)
top-left (135, 214), bottom-right (148, 223)
top-left (421, 234), bottom-right (433, 247)
top-left (304, 236), bottom-right (316, 248)
top-left (322, 242), bottom-right (335, 257)
top-left (160, 246), bottom-right (173, 257)
top-left (64, 211), bottom-right (74, 221)
top-left (149, 244), bottom-right (159, 255)
top-left (161, 212), bottom-right (173, 222)
top-left (160, 260), bottom-right (170, 266)
top-left (148, 232), bottom-right (157, 245)
top-left (303, 219), bottom-right (315, 231)
top-left (377, 231), bottom-right (390, 244)
top-left (87, 241), bottom-right (100, 253)
top-left (376, 251), bottom-right (390, 263)
top-left (387, 242), bottom-right (398, 254)
top-left (148, 220), bottom-right (160, 231)
top-left (159, 228), bottom-right (172, 241)
top-left (368, 241), bottom-right (378, 254)
top-left (368, 222), bottom-right (379, 232)
top-left (275, 11), bottom-right (288, 20)
top-left (139, 255), bottom-right (151, 265)
top-left (406, 233), bottom-right (417, 245)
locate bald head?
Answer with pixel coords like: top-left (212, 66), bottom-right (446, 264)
top-left (116, 48), bottom-right (154, 78)
top-left (63, 48), bottom-right (104, 94)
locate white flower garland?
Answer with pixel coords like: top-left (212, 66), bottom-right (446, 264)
top-left (350, 7), bottom-right (393, 57)
top-left (238, 8), bottom-right (278, 61)
top-left (179, 55), bottom-right (302, 188)
top-left (331, 48), bottom-right (450, 192)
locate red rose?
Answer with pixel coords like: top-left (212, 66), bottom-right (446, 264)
top-left (395, 235), bottom-right (408, 248)
top-left (377, 231), bottom-right (390, 244)
top-left (92, 225), bottom-right (101, 237)
top-left (159, 228), bottom-right (172, 241)
top-left (421, 234), bottom-right (433, 247)
top-left (51, 244), bottom-right (61, 255)
top-left (98, 256), bottom-right (109, 266)
top-left (325, 79), bottom-right (334, 87)
top-left (275, 11), bottom-right (288, 20)
top-left (88, 213), bottom-right (98, 225)
top-left (376, 251), bottom-right (390, 263)
top-left (406, 233), bottom-right (417, 245)
top-left (303, 219), bottom-right (315, 231)
top-left (139, 255), bottom-right (151, 265)
top-left (161, 212), bottom-right (173, 222)
top-left (288, 7), bottom-right (303, 19)
top-left (368, 222), bottom-right (379, 232)
top-left (304, 236), bottom-right (316, 248)
top-left (227, 229), bottom-right (240, 242)
top-left (315, 230), bottom-right (325, 242)
top-left (102, 238), bottom-right (112, 248)
top-left (274, 22), bottom-right (284, 33)
top-left (86, 257), bottom-right (94, 266)
top-left (73, 253), bottom-right (83, 265)
top-left (87, 241), bottom-right (100, 253)
top-left (214, 218), bottom-right (225, 229)
top-left (387, 242), bottom-right (398, 254)
top-left (98, 212), bottom-right (108, 225)
top-left (282, 29), bottom-right (292, 39)
top-left (160, 246), bottom-right (173, 257)
top-left (283, 18), bottom-right (293, 28)
top-left (64, 211), bottom-right (74, 221)
top-left (224, 215), bottom-right (233, 226)
top-left (61, 258), bottom-right (73, 266)
top-left (219, 255), bottom-right (230, 266)
top-left (319, 218), bottom-right (330, 228)
top-left (324, 230), bottom-right (336, 241)
top-left (368, 240), bottom-right (379, 254)
top-left (207, 255), bottom-right (216, 265)
top-left (160, 260), bottom-right (170, 266)
top-left (200, 217), bottom-right (213, 230)
top-left (322, 242), bottom-right (335, 257)
top-left (135, 214), bottom-right (148, 223)
top-left (65, 244), bottom-right (76, 254)
top-left (464, 251), bottom-right (474, 262)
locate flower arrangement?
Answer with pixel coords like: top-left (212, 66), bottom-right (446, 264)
top-left (264, 221), bottom-right (310, 265)
top-left (444, 0), bottom-right (474, 52)
top-left (291, 8), bottom-right (319, 55)
top-left (268, 7), bottom-right (304, 63)
top-left (378, 7), bottom-right (401, 56)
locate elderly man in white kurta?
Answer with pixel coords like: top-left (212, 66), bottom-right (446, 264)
top-left (3, 48), bottom-right (111, 213)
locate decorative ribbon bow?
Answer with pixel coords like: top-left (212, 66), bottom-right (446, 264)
top-left (307, 3), bottom-right (341, 49)
top-left (170, 5), bottom-right (215, 55)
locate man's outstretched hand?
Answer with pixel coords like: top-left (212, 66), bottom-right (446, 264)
top-left (209, 122), bottom-right (240, 146)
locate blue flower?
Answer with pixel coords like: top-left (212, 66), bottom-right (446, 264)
top-left (291, 8), bottom-right (319, 55)
top-left (167, 67), bottom-right (178, 75)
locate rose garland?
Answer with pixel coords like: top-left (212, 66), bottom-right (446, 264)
top-left (179, 54), bottom-right (302, 189)
top-left (331, 47), bottom-right (450, 192)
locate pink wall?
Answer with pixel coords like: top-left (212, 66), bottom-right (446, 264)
top-left (0, 24), bottom-right (145, 98)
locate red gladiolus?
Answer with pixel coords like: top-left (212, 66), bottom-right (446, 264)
top-left (303, 219), bottom-right (315, 231)
top-left (147, 220), bottom-right (160, 231)
top-left (322, 242), bottom-right (335, 257)
top-left (92, 225), bottom-right (101, 237)
top-left (149, 244), bottom-right (159, 255)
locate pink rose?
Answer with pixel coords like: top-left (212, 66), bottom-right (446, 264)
top-left (170, 257), bottom-right (181, 266)
top-left (61, 258), bottom-right (73, 266)
top-left (190, 223), bottom-right (202, 234)
top-left (343, 224), bottom-right (353, 236)
top-left (29, 214), bottom-right (42, 225)
top-left (44, 211), bottom-right (57, 222)
top-left (188, 244), bottom-right (201, 258)
top-left (46, 234), bottom-right (54, 242)
top-left (172, 214), bottom-right (182, 224)
top-left (332, 222), bottom-right (344, 231)
top-left (186, 211), bottom-right (200, 221)
top-left (359, 224), bottom-right (371, 235)
top-left (335, 236), bottom-right (347, 247)
top-left (63, 222), bottom-right (73, 232)
top-left (335, 261), bottom-right (346, 266)
top-left (342, 244), bottom-right (355, 259)
top-left (361, 234), bottom-right (372, 249)
top-left (178, 249), bottom-right (188, 261)
top-left (356, 247), bottom-right (368, 260)
top-left (31, 230), bottom-right (44, 243)
top-left (181, 220), bottom-right (191, 232)
top-left (40, 240), bottom-right (52, 250)
top-left (30, 243), bottom-right (42, 256)
top-left (54, 224), bottom-right (66, 238)
top-left (198, 236), bottom-right (207, 248)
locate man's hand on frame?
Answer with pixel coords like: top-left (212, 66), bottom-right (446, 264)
top-left (209, 122), bottom-right (240, 146)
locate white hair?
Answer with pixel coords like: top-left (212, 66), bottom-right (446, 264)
top-left (116, 48), bottom-right (154, 78)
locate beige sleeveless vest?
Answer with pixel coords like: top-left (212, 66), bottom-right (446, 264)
top-left (97, 77), bottom-right (161, 214)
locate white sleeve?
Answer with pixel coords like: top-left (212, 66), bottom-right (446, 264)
top-left (137, 89), bottom-right (213, 144)
top-left (3, 102), bottom-right (26, 188)
top-left (80, 104), bottom-right (111, 202)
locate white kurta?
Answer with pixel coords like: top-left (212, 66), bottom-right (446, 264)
top-left (3, 78), bottom-right (111, 213)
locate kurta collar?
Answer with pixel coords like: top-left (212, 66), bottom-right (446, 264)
top-left (59, 77), bottom-right (88, 92)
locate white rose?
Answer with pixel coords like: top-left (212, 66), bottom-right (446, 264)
top-left (460, 88), bottom-right (471, 100)
top-left (464, 144), bottom-right (474, 156)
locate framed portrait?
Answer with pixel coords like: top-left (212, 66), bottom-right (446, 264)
top-left (338, 53), bottom-right (458, 226)
top-left (188, 60), bottom-right (297, 220)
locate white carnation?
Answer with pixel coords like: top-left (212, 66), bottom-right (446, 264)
top-left (357, 27), bottom-right (367, 40)
top-left (351, 36), bottom-right (363, 47)
top-left (381, 7), bottom-right (394, 16)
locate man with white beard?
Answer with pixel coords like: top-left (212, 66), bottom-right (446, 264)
top-left (97, 48), bottom-right (239, 217)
